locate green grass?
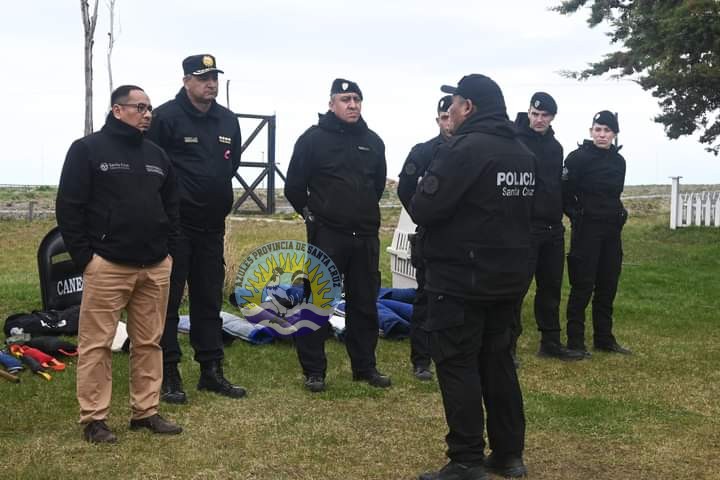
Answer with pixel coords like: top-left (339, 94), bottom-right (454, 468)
top-left (1, 198), bottom-right (719, 479)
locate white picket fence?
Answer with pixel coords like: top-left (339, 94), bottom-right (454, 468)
top-left (669, 176), bottom-right (720, 229)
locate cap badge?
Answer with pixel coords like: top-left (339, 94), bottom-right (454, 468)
top-left (440, 100), bottom-right (446, 109)
top-left (202, 56), bottom-right (214, 67)
top-left (594, 113), bottom-right (601, 120)
top-left (342, 82), bottom-right (349, 91)
top-left (534, 100), bottom-right (541, 108)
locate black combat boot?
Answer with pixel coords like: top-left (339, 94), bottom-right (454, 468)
top-left (197, 360), bottom-right (247, 399)
top-left (161, 362), bottom-right (187, 404)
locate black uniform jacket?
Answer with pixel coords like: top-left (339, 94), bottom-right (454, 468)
top-left (147, 88), bottom-right (241, 231)
top-left (397, 134), bottom-right (446, 221)
top-left (284, 111), bottom-right (387, 236)
top-left (56, 113), bottom-right (180, 272)
top-left (410, 112), bottom-right (536, 306)
top-left (562, 140), bottom-right (626, 222)
top-left (515, 112), bottom-right (563, 225)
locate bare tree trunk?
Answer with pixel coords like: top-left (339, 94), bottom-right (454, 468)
top-left (107, 0), bottom-right (117, 105)
top-left (81, 0), bottom-right (99, 136)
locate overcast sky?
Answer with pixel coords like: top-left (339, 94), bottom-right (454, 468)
top-left (2, 0), bottom-right (719, 186)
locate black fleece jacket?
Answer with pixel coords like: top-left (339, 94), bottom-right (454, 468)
top-left (562, 140), bottom-right (626, 222)
top-left (397, 133), bottom-right (446, 221)
top-left (514, 112), bottom-right (564, 225)
top-left (147, 88), bottom-right (241, 231)
top-left (56, 113), bottom-right (180, 271)
top-left (284, 111), bottom-right (387, 236)
top-left (410, 112), bottom-right (536, 306)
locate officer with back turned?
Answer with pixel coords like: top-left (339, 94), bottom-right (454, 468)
top-left (411, 74), bottom-right (533, 480)
top-left (397, 94), bottom-right (453, 381)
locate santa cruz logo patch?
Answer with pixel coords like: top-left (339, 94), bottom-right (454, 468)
top-left (234, 241), bottom-right (342, 337)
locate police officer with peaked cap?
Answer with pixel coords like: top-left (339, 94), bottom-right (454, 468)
top-left (562, 110), bottom-right (632, 356)
top-left (147, 54), bottom-right (246, 403)
top-left (510, 92), bottom-right (585, 363)
top-left (285, 78), bottom-right (390, 393)
top-left (397, 94), bottom-right (453, 381)
top-left (411, 74), bottom-right (532, 480)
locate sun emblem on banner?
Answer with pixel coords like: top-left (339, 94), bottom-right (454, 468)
top-left (234, 241), bottom-right (342, 337)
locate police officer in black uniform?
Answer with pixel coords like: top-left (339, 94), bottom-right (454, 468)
top-left (285, 78), bottom-right (390, 393)
top-left (147, 54), bottom-right (246, 403)
top-left (511, 93), bottom-right (585, 362)
top-left (412, 74), bottom-right (532, 480)
top-left (397, 95), bottom-right (453, 381)
top-left (563, 110), bottom-right (632, 356)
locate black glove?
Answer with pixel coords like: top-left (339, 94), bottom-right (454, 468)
top-left (26, 337), bottom-right (78, 357)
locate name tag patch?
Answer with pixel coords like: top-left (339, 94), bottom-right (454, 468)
top-left (219, 136), bottom-right (232, 144)
top-left (99, 162), bottom-right (130, 172)
top-left (184, 136), bottom-right (199, 143)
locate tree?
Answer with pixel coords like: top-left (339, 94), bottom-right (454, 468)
top-left (554, 0), bottom-right (720, 154)
top-left (81, 0), bottom-right (100, 135)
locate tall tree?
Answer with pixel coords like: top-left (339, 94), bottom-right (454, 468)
top-left (81, 0), bottom-right (100, 135)
top-left (554, 0), bottom-right (720, 154)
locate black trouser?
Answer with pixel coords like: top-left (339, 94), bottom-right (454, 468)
top-left (566, 219), bottom-right (623, 350)
top-left (409, 232), bottom-right (431, 369)
top-left (510, 222), bottom-right (565, 349)
top-left (161, 225), bottom-right (225, 365)
top-left (428, 294), bottom-right (525, 464)
top-left (295, 224), bottom-right (380, 378)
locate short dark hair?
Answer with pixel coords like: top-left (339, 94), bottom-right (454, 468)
top-left (111, 85), bottom-right (144, 105)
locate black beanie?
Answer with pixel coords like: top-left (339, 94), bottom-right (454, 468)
top-left (592, 110), bottom-right (619, 133)
top-left (437, 95), bottom-right (452, 113)
top-left (330, 78), bottom-right (363, 100)
top-left (530, 92), bottom-right (557, 115)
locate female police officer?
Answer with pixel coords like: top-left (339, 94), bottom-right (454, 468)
top-left (562, 111), bottom-right (632, 356)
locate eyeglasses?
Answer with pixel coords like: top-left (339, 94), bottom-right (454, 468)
top-left (116, 103), bottom-right (153, 114)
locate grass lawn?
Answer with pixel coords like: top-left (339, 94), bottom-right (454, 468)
top-left (0, 198), bottom-right (718, 479)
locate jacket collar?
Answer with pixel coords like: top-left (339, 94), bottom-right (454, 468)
top-left (317, 111), bottom-right (369, 135)
top-left (175, 88), bottom-right (220, 119)
top-left (455, 110), bottom-right (516, 139)
top-left (101, 112), bottom-right (144, 146)
top-left (514, 111), bottom-right (556, 140)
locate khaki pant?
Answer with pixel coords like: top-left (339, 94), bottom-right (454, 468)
top-left (77, 254), bottom-right (171, 423)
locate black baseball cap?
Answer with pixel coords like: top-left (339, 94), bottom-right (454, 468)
top-left (441, 74), bottom-right (506, 114)
top-left (593, 110), bottom-right (619, 133)
top-left (182, 54), bottom-right (224, 76)
top-left (331, 78), bottom-right (363, 100)
top-left (437, 95), bottom-right (452, 113)
top-left (530, 92), bottom-right (557, 115)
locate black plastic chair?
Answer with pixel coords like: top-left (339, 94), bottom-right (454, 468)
top-left (37, 226), bottom-right (83, 311)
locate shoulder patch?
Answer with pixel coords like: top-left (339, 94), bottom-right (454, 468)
top-left (403, 162), bottom-right (418, 176)
top-left (421, 175), bottom-right (440, 195)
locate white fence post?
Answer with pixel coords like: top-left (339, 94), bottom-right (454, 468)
top-left (670, 176), bottom-right (682, 229)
